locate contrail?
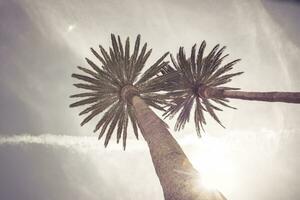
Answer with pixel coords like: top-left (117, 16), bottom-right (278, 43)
top-left (0, 134), bottom-right (146, 152)
top-left (0, 129), bottom-right (291, 153)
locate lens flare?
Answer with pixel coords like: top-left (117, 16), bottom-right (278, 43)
top-left (190, 136), bottom-right (237, 193)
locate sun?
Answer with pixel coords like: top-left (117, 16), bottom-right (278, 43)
top-left (189, 136), bottom-right (237, 194)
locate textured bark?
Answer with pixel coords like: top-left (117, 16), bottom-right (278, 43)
top-left (130, 95), bottom-right (226, 200)
top-left (204, 88), bottom-right (300, 103)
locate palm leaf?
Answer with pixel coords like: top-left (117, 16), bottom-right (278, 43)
top-left (128, 106), bottom-right (139, 139)
top-left (160, 41), bottom-right (242, 134)
top-left (69, 97), bottom-right (99, 108)
top-left (70, 34), bottom-right (170, 149)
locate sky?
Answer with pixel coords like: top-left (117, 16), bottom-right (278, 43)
top-left (0, 0), bottom-right (299, 199)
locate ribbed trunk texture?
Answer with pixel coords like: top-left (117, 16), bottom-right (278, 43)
top-left (130, 95), bottom-right (226, 200)
top-left (205, 88), bottom-right (300, 103)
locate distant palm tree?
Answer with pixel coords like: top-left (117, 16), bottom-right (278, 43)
top-left (70, 35), bottom-right (225, 200)
top-left (160, 41), bottom-right (300, 135)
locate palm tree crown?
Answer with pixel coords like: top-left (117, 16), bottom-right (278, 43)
top-left (161, 41), bottom-right (243, 136)
top-left (70, 34), bottom-right (174, 149)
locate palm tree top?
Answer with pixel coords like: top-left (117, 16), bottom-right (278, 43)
top-left (161, 41), bottom-right (243, 136)
top-left (70, 34), bottom-right (173, 149)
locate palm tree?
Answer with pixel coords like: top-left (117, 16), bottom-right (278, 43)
top-left (160, 41), bottom-right (300, 135)
top-left (70, 35), bottom-right (225, 200)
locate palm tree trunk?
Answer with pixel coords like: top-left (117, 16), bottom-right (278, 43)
top-left (130, 95), bottom-right (226, 200)
top-left (204, 87), bottom-right (300, 103)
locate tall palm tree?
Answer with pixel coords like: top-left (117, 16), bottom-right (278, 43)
top-left (160, 41), bottom-right (300, 135)
top-left (70, 35), bottom-right (225, 200)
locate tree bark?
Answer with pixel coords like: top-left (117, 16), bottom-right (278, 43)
top-left (130, 95), bottom-right (226, 200)
top-left (204, 88), bottom-right (300, 103)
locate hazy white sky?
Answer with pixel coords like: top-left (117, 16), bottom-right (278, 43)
top-left (0, 0), bottom-right (299, 199)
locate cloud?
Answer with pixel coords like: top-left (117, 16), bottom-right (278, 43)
top-left (0, 134), bottom-right (148, 153)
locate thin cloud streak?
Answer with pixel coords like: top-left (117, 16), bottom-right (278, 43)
top-left (0, 129), bottom-right (295, 154)
top-left (0, 134), bottom-right (144, 152)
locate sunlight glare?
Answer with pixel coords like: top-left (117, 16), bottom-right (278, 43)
top-left (67, 24), bottom-right (76, 32)
top-left (190, 136), bottom-right (237, 193)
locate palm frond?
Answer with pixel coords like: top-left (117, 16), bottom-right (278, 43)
top-left (128, 106), bottom-right (139, 139)
top-left (194, 97), bottom-right (206, 136)
top-left (104, 102), bottom-right (124, 147)
top-left (174, 95), bottom-right (195, 131)
top-left (79, 97), bottom-right (118, 126)
top-left (136, 52), bottom-right (169, 86)
top-left (70, 92), bottom-right (98, 98)
top-left (94, 102), bottom-right (120, 134)
top-left (70, 34), bottom-right (169, 149)
top-left (122, 110), bottom-right (129, 150)
top-left (69, 97), bottom-right (99, 108)
top-left (161, 42), bottom-right (242, 135)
